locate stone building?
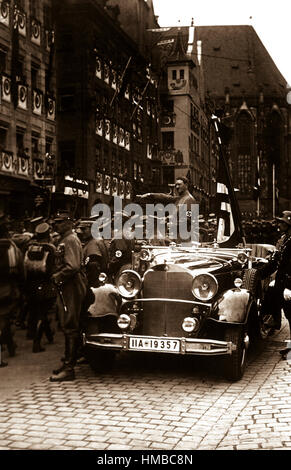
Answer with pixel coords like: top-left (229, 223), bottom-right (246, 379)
top-left (53, 0), bottom-right (160, 216)
top-left (156, 24), bottom-right (217, 213)
top-left (0, 0), bottom-right (56, 219)
top-left (196, 25), bottom-right (291, 218)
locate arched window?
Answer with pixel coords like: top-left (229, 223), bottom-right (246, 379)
top-left (265, 110), bottom-right (282, 166)
top-left (235, 112), bottom-right (253, 195)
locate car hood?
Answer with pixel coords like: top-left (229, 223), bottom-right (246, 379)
top-left (148, 248), bottom-right (235, 274)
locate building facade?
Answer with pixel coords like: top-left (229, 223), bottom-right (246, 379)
top-left (0, 0), bottom-right (56, 219)
top-left (196, 25), bottom-right (291, 218)
top-left (157, 25), bottom-right (216, 214)
top-left (53, 0), bottom-right (160, 217)
top-left (2, 4), bottom-right (289, 222)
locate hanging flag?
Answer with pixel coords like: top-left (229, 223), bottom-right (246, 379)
top-left (110, 56), bottom-right (132, 107)
top-left (213, 117), bottom-right (245, 247)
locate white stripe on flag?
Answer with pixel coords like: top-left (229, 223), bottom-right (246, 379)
top-left (217, 202), bottom-right (235, 243)
top-left (217, 182), bottom-right (228, 194)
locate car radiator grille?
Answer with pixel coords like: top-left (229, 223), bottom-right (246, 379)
top-left (141, 270), bottom-right (194, 337)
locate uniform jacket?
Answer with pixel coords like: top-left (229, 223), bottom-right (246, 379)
top-left (0, 239), bottom-right (23, 318)
top-left (83, 237), bottom-right (109, 273)
top-left (53, 230), bottom-right (87, 333)
top-left (140, 190), bottom-right (196, 212)
top-left (260, 232), bottom-right (291, 290)
top-left (82, 237), bottom-right (109, 287)
top-left (54, 231), bottom-right (84, 284)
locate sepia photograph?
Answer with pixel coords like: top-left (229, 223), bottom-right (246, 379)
top-left (0, 0), bottom-right (291, 458)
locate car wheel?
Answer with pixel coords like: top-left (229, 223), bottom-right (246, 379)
top-left (242, 268), bottom-right (261, 295)
top-left (242, 268), bottom-right (263, 339)
top-left (223, 327), bottom-right (248, 381)
top-left (85, 348), bottom-right (116, 373)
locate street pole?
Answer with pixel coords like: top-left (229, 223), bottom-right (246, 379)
top-left (272, 163), bottom-right (276, 218)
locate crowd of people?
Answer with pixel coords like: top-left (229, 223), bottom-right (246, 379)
top-left (0, 211), bottom-right (110, 378)
top-left (0, 199), bottom-right (290, 378)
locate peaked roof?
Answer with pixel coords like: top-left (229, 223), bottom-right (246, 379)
top-left (156, 26), bottom-right (196, 66)
top-left (167, 29), bottom-right (191, 63)
top-left (195, 25), bottom-right (287, 99)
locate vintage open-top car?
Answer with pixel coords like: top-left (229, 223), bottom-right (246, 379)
top-left (83, 241), bottom-right (275, 381)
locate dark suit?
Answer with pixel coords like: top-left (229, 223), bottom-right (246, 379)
top-left (260, 232), bottom-right (291, 330)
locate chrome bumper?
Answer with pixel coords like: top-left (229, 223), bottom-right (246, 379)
top-left (83, 333), bottom-right (236, 356)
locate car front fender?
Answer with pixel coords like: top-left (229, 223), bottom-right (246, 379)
top-left (216, 288), bottom-right (252, 323)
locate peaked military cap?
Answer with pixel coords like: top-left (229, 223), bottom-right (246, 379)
top-left (275, 211), bottom-right (291, 226)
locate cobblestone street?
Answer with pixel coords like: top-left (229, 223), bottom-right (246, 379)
top-left (0, 318), bottom-right (290, 451)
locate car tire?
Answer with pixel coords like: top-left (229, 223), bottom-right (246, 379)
top-left (85, 348), bottom-right (116, 373)
top-left (223, 327), bottom-right (248, 381)
top-left (242, 268), bottom-right (261, 295)
top-left (242, 268), bottom-right (264, 340)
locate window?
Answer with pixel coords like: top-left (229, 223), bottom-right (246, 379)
top-left (95, 144), bottom-right (101, 168)
top-left (59, 141), bottom-right (75, 170)
top-left (0, 127), bottom-right (7, 150)
top-left (45, 137), bottom-right (53, 155)
top-left (0, 49), bottom-right (7, 73)
top-left (59, 88), bottom-right (75, 112)
top-left (162, 131), bottom-right (174, 150)
top-left (163, 100), bottom-right (174, 113)
top-left (43, 5), bottom-right (53, 28)
top-left (172, 70), bottom-right (177, 80)
top-left (16, 127), bottom-right (26, 155)
top-left (31, 133), bottom-right (40, 157)
top-left (162, 166), bottom-right (174, 186)
top-left (236, 112), bottom-right (252, 195)
top-left (266, 111), bottom-right (282, 166)
top-left (133, 162), bottom-right (138, 180)
top-left (103, 146), bottom-right (109, 172)
top-left (31, 63), bottom-right (40, 89)
top-left (111, 150), bottom-right (117, 175)
top-left (45, 68), bottom-right (50, 93)
top-left (180, 69), bottom-right (184, 79)
top-left (16, 57), bottom-right (24, 81)
top-left (16, 0), bottom-right (25, 9)
top-left (30, 0), bottom-right (39, 18)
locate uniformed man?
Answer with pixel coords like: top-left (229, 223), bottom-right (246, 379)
top-left (0, 215), bottom-right (23, 366)
top-left (259, 211), bottom-right (291, 357)
top-left (136, 177), bottom-right (196, 243)
top-left (108, 212), bottom-right (135, 280)
top-left (24, 223), bottom-right (56, 353)
top-left (76, 218), bottom-right (109, 287)
top-left (136, 176), bottom-right (196, 213)
top-left (50, 212), bottom-right (87, 382)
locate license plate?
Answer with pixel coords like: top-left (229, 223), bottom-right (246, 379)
top-left (129, 337), bottom-right (180, 352)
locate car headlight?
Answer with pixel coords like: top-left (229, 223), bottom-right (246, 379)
top-left (116, 270), bottom-right (142, 298)
top-left (192, 273), bottom-right (218, 301)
